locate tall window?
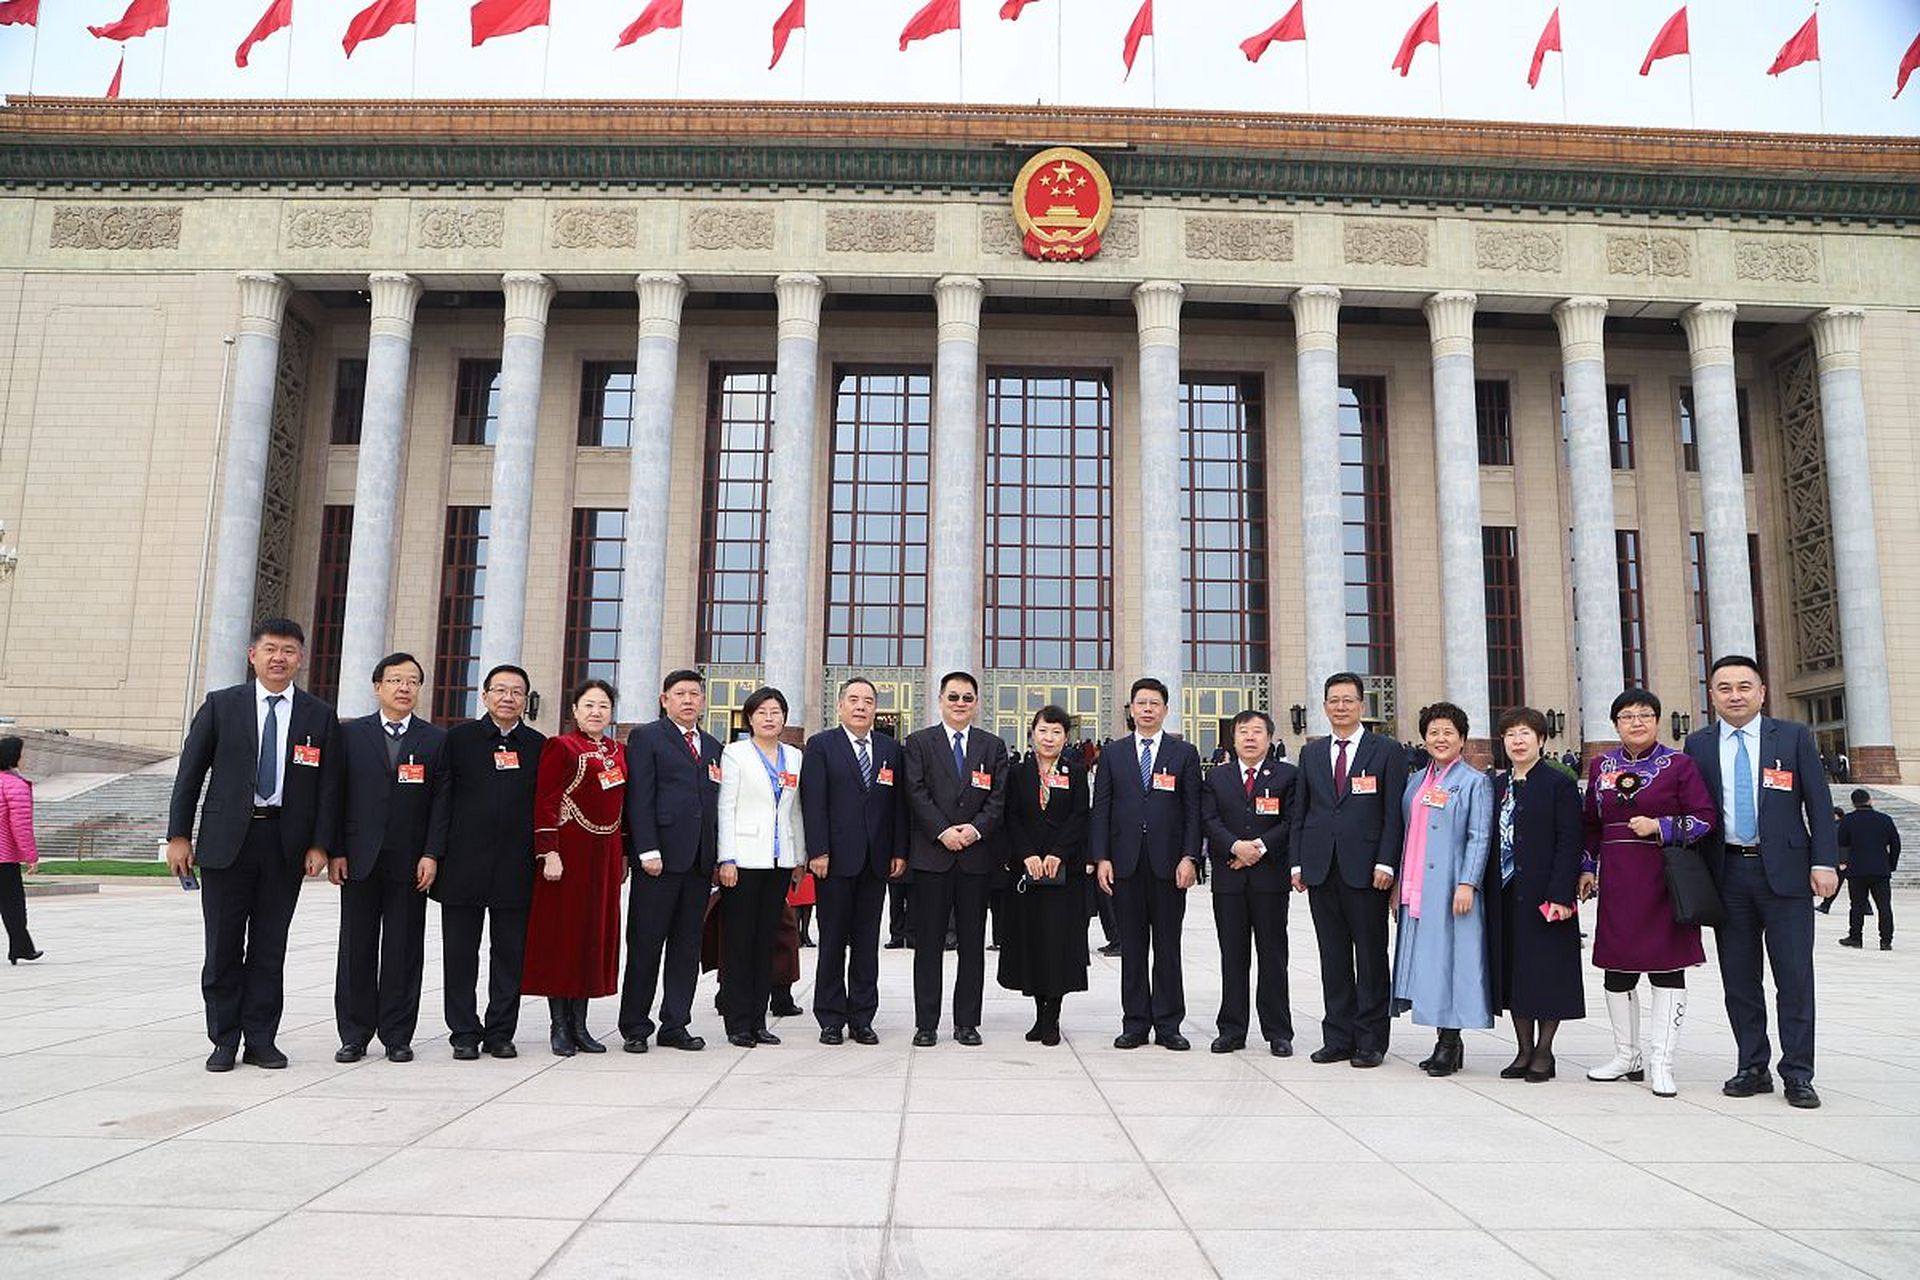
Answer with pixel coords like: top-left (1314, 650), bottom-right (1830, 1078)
top-left (329, 358), bottom-right (366, 446)
top-left (697, 364), bottom-right (776, 664)
top-left (1180, 374), bottom-right (1269, 674)
top-left (451, 358), bottom-right (503, 446)
top-left (307, 505), bottom-right (353, 704)
top-left (1482, 526), bottom-right (1524, 715)
top-left (565, 510), bottom-right (625, 694)
top-left (1475, 379), bottom-right (1513, 466)
top-left (825, 368), bottom-right (931, 668)
top-left (1678, 387), bottom-right (1755, 474)
top-left (1607, 385), bottom-right (1635, 470)
top-left (433, 507), bottom-right (489, 721)
top-left (1339, 376), bottom-right (1395, 677)
top-left (984, 370), bottom-right (1113, 670)
top-left (578, 360), bottom-right (637, 447)
top-left (1616, 528), bottom-right (1647, 689)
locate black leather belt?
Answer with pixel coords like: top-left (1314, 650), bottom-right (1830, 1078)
top-left (250, 806), bottom-right (282, 820)
top-left (1726, 843), bottom-right (1761, 857)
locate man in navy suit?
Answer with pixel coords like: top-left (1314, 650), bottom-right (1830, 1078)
top-left (329, 652), bottom-right (450, 1064)
top-left (1287, 671), bottom-right (1407, 1068)
top-left (1837, 790), bottom-right (1899, 951)
top-left (1685, 654), bottom-right (1836, 1109)
top-left (1201, 708), bottom-right (1299, 1056)
top-left (620, 668), bottom-right (724, 1052)
top-left (1091, 677), bottom-right (1203, 1050)
top-left (166, 618), bottom-right (342, 1072)
top-left (800, 676), bottom-right (909, 1045)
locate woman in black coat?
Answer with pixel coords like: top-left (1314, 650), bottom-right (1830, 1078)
top-left (1484, 707), bottom-right (1586, 1082)
top-left (996, 705), bottom-right (1090, 1045)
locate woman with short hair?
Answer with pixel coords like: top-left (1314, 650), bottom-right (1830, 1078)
top-left (996, 705), bottom-right (1091, 1045)
top-left (715, 686), bottom-right (806, 1048)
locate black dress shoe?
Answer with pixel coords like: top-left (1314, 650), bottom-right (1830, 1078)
top-left (335, 1044), bottom-right (367, 1064)
top-left (912, 1029), bottom-right (937, 1047)
top-left (1526, 1053), bottom-right (1557, 1083)
top-left (1158, 1033), bottom-right (1192, 1052)
top-left (1113, 1032), bottom-right (1148, 1050)
top-left (850, 1026), bottom-right (879, 1045)
top-left (1310, 1046), bottom-right (1353, 1064)
top-left (243, 1045), bottom-right (289, 1070)
top-left (1211, 1036), bottom-right (1245, 1054)
top-left (1097, 942), bottom-right (1122, 957)
top-left (622, 1037), bottom-right (649, 1053)
top-left (385, 1045), bottom-right (414, 1063)
top-left (1269, 1040), bottom-right (1294, 1058)
top-left (10, 950), bottom-right (43, 964)
top-left (1882, 941), bottom-right (1894, 951)
top-left (1784, 1079), bottom-right (1822, 1109)
top-left (884, 939), bottom-right (907, 949)
top-left (1350, 1049), bottom-right (1386, 1069)
top-left (1723, 1067), bottom-right (1775, 1097)
top-left (486, 1041), bottom-right (518, 1059)
top-left (769, 998), bottom-right (804, 1018)
top-left (656, 1031), bottom-right (706, 1051)
top-left (727, 1032), bottom-right (758, 1048)
top-left (1839, 936), bottom-right (1863, 948)
top-left (954, 1026), bottom-right (983, 1047)
top-left (753, 1029), bottom-right (782, 1046)
top-left (451, 1043), bottom-right (481, 1061)
top-left (206, 1045), bottom-right (237, 1073)
top-left (819, 1027), bottom-right (845, 1045)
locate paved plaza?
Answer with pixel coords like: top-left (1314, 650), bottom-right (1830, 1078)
top-left (0, 879), bottom-right (1915, 1279)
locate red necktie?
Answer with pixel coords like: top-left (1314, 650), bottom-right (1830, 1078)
top-left (684, 730), bottom-right (700, 762)
top-left (1335, 738), bottom-right (1350, 796)
top-left (1243, 766), bottom-right (1257, 799)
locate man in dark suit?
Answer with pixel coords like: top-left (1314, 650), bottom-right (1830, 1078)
top-left (901, 670), bottom-right (1008, 1046)
top-left (166, 618), bottom-right (342, 1072)
top-left (1684, 654), bottom-right (1836, 1109)
top-left (1837, 789), bottom-right (1899, 951)
top-left (620, 668), bottom-right (723, 1052)
top-left (1092, 678), bottom-right (1203, 1050)
top-left (800, 676), bottom-right (908, 1045)
top-left (1201, 708), bottom-right (1299, 1056)
top-left (1287, 671), bottom-right (1407, 1069)
top-left (429, 663), bottom-right (545, 1059)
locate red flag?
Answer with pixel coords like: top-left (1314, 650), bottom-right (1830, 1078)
top-left (1767, 12), bottom-right (1818, 77)
top-left (344, 0), bottom-right (414, 57)
top-left (1122, 0), bottom-right (1152, 78)
top-left (616, 0), bottom-right (681, 48)
top-left (1527, 7), bottom-right (1560, 89)
top-left (899, 0), bottom-right (959, 51)
top-left (1391, 1), bottom-right (1439, 77)
top-left (1899, 30), bottom-right (1920, 99)
top-left (0, 1), bottom-right (41, 28)
top-left (88, 0), bottom-right (168, 41)
top-left (236, 0), bottom-right (293, 69)
top-left (770, 0), bottom-right (804, 68)
top-left (1241, 2), bottom-right (1306, 63)
top-left (471, 0), bottom-right (549, 47)
top-left (1639, 6), bottom-right (1688, 76)
top-left (106, 53), bottom-right (124, 98)
top-left (1000, 0), bottom-right (1037, 18)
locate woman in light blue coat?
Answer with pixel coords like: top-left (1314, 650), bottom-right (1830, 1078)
top-left (1391, 701), bottom-right (1494, 1077)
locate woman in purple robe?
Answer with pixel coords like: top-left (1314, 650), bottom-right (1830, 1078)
top-left (1578, 689), bottom-right (1716, 1099)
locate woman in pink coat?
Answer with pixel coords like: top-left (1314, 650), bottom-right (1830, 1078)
top-left (0, 737), bottom-right (43, 963)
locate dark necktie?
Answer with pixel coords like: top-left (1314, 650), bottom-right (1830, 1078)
top-left (1139, 738), bottom-right (1154, 791)
top-left (256, 694), bottom-right (283, 801)
top-left (1244, 766), bottom-right (1257, 799)
top-left (684, 729), bottom-right (701, 763)
top-left (385, 719), bottom-right (405, 767)
top-left (856, 738), bottom-right (873, 790)
top-left (952, 730), bottom-right (967, 780)
top-left (1334, 738), bottom-right (1350, 797)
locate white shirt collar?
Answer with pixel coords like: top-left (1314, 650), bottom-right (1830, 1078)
top-left (381, 713), bottom-right (413, 735)
top-left (1719, 717), bottom-right (1760, 741)
top-left (844, 725), bottom-right (874, 748)
top-left (1331, 728), bottom-right (1361, 748)
top-left (1137, 732), bottom-right (1161, 753)
top-left (255, 680), bottom-right (294, 706)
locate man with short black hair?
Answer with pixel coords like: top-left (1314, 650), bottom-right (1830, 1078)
top-left (1202, 708), bottom-right (1298, 1056)
top-left (167, 619), bottom-right (342, 1072)
top-left (1837, 788), bottom-right (1899, 952)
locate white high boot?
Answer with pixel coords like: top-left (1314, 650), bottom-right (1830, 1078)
top-left (1587, 987), bottom-right (1644, 1082)
top-left (1646, 986), bottom-right (1686, 1098)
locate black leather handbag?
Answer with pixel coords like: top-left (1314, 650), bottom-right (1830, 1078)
top-left (1661, 843), bottom-right (1726, 927)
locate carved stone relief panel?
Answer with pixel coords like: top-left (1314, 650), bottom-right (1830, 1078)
top-left (1605, 231), bottom-right (1692, 277)
top-left (49, 204), bottom-right (183, 251)
top-left (824, 206), bottom-right (935, 253)
top-left (1473, 225), bottom-right (1563, 273)
top-left (686, 205), bottom-right (776, 251)
top-left (549, 204), bottom-right (638, 249)
top-left (1342, 219), bottom-right (1429, 267)
top-left (282, 203), bottom-right (373, 250)
top-left (415, 203), bottom-right (506, 250)
top-left (1734, 235), bottom-right (1822, 283)
top-left (1185, 215), bottom-right (1295, 262)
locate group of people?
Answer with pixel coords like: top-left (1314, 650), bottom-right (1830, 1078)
top-left (156, 619), bottom-right (1852, 1109)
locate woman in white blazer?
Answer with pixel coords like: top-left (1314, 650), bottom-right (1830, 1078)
top-left (716, 686), bottom-right (806, 1047)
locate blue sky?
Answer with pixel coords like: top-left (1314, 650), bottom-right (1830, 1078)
top-left (4, 1), bottom-right (1917, 136)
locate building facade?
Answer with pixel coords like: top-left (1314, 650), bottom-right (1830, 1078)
top-left (0, 100), bottom-right (1915, 778)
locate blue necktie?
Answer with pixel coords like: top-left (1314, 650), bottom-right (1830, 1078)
top-left (1139, 738), bottom-right (1154, 791)
top-left (256, 694), bottom-right (283, 802)
top-left (953, 731), bottom-right (967, 780)
top-left (856, 738), bottom-right (873, 790)
top-left (1733, 727), bottom-right (1757, 844)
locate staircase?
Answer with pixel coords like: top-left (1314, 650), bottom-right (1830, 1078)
top-left (32, 765), bottom-right (178, 862)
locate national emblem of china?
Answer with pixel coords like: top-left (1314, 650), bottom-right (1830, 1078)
top-left (1013, 147), bottom-right (1114, 262)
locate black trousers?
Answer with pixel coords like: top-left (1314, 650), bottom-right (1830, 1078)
top-left (441, 903), bottom-right (529, 1048)
top-left (814, 871), bottom-right (886, 1031)
top-left (334, 851), bottom-right (428, 1050)
top-left (911, 869), bottom-right (988, 1030)
top-left (0, 862), bottom-right (35, 960)
top-left (1214, 888), bottom-right (1293, 1044)
top-left (618, 866), bottom-right (709, 1040)
top-left (199, 816), bottom-right (303, 1051)
top-left (719, 868), bottom-right (788, 1035)
top-left (1718, 854), bottom-right (1817, 1083)
top-left (1307, 877), bottom-right (1392, 1055)
top-left (1089, 874), bottom-right (1117, 943)
top-left (1847, 876), bottom-right (1894, 944)
top-left (1111, 864), bottom-right (1188, 1038)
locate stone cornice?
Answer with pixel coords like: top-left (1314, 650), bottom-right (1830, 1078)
top-left (3, 98), bottom-right (1916, 224)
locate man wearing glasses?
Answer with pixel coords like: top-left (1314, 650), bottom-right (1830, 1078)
top-left (901, 671), bottom-right (1009, 1046)
top-left (428, 664), bottom-right (545, 1059)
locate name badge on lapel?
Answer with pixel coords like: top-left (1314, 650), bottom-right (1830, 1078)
top-left (779, 771), bottom-right (799, 789)
top-left (1350, 774), bottom-right (1378, 795)
top-left (1151, 771), bottom-right (1177, 792)
top-left (600, 764), bottom-right (626, 789)
top-left (292, 742), bottom-right (321, 767)
top-left (492, 750), bottom-right (520, 771)
top-left (1762, 766), bottom-right (1795, 791)
top-left (1254, 795), bottom-right (1280, 816)
top-left (970, 769), bottom-right (993, 791)
top-left (708, 762), bottom-right (724, 784)
top-left (1421, 787), bottom-right (1449, 809)
top-left (875, 766), bottom-right (895, 786)
top-left (397, 760), bottom-right (425, 785)
top-left (1047, 772), bottom-right (1073, 790)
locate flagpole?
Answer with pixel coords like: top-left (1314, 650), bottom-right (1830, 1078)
top-left (1303, 42), bottom-right (1313, 114)
top-left (957, 28), bottom-right (965, 106)
top-left (1686, 54), bottom-right (1697, 129)
top-left (159, 25), bottom-right (172, 97)
top-left (674, 28), bottom-right (686, 99)
top-left (1151, 29), bottom-right (1159, 109)
top-left (1435, 44), bottom-right (1445, 116)
top-left (800, 30), bottom-right (808, 102)
top-left (25, 19), bottom-right (39, 96)
top-left (285, 8), bottom-right (298, 99)
top-left (541, 25), bottom-right (553, 97)
top-left (409, 21), bottom-right (420, 99)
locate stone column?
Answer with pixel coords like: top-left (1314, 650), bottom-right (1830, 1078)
top-left (615, 272), bottom-right (687, 725)
top-left (762, 273), bottom-right (826, 730)
top-left (1553, 296), bottom-right (1625, 757)
top-left (477, 272), bottom-right (555, 682)
top-left (1810, 308), bottom-right (1898, 783)
top-left (1292, 286), bottom-right (1344, 737)
top-left (1424, 291), bottom-right (1492, 762)
top-left (1134, 281), bottom-right (1186, 735)
top-left (926, 276), bottom-right (984, 715)
top-left (205, 272), bottom-right (292, 692)
top-left (337, 272), bottom-right (423, 719)
top-left (1680, 302), bottom-right (1756, 659)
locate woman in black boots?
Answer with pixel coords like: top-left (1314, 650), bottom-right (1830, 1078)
top-left (996, 706), bottom-right (1090, 1045)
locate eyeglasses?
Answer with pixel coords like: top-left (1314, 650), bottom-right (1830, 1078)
top-left (1325, 697), bottom-right (1363, 708)
top-left (485, 687), bottom-right (526, 699)
top-left (944, 692), bottom-right (977, 704)
top-left (1614, 711), bottom-right (1657, 724)
top-left (380, 676), bottom-right (423, 689)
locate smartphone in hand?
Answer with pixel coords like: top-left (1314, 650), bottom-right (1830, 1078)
top-left (178, 870), bottom-right (200, 892)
